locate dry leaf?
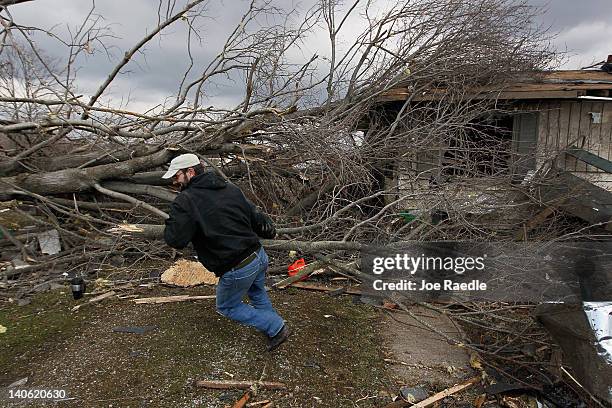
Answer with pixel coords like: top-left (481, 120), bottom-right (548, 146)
top-left (470, 353), bottom-right (483, 370)
top-left (383, 300), bottom-right (399, 310)
top-left (474, 393), bottom-right (487, 408)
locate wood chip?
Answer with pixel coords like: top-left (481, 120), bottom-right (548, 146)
top-left (108, 224), bottom-right (144, 233)
top-left (161, 259), bottom-right (218, 287)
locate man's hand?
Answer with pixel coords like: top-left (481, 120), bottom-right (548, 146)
top-left (259, 215), bottom-right (276, 239)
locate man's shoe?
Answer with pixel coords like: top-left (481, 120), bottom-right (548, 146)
top-left (267, 325), bottom-right (290, 351)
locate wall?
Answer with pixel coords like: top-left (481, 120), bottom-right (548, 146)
top-left (534, 100), bottom-right (612, 191)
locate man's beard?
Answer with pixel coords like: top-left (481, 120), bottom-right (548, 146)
top-left (173, 181), bottom-right (188, 192)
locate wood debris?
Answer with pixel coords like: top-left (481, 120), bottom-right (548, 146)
top-left (246, 400), bottom-right (271, 407)
top-left (287, 281), bottom-right (362, 295)
top-left (71, 291), bottom-right (116, 311)
top-left (161, 259), bottom-right (218, 287)
top-left (195, 379), bottom-right (286, 390)
top-left (107, 224), bottom-right (144, 233)
top-left (133, 295), bottom-right (215, 304)
top-left (232, 391), bottom-right (251, 408)
top-left (385, 376), bottom-right (481, 408)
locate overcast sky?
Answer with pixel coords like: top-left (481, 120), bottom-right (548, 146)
top-left (528, 0), bottom-right (612, 69)
top-left (6, 0), bottom-right (612, 111)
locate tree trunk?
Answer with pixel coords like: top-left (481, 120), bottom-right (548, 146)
top-left (0, 148), bottom-right (176, 199)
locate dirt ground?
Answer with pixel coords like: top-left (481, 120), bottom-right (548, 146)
top-left (0, 281), bottom-right (478, 408)
top-left (381, 306), bottom-right (478, 403)
top-left (0, 284), bottom-right (393, 407)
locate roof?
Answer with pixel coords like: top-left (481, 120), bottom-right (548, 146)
top-left (381, 70), bottom-right (612, 102)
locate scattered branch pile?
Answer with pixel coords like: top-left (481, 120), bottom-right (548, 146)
top-left (0, 1), bottom-right (606, 405)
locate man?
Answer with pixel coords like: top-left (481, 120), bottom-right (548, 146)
top-left (162, 153), bottom-right (290, 351)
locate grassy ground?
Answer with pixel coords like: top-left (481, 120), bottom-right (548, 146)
top-left (0, 284), bottom-right (395, 407)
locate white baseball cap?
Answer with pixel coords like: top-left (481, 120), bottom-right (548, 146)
top-left (162, 153), bottom-right (201, 179)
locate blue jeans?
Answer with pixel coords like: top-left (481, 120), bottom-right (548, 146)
top-left (216, 247), bottom-right (284, 337)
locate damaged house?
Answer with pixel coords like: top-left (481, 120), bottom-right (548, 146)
top-left (377, 67), bottom-right (612, 237)
top-left (374, 65), bottom-right (612, 403)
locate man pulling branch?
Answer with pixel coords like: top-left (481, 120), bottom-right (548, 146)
top-left (162, 154), bottom-right (290, 351)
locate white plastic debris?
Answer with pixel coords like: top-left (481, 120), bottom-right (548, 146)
top-left (583, 301), bottom-right (612, 364)
top-left (36, 229), bottom-right (61, 255)
top-left (7, 377), bottom-right (28, 388)
top-left (589, 112), bottom-right (602, 124)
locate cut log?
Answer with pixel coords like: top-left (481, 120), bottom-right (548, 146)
top-left (37, 144), bottom-right (161, 173)
top-left (107, 223), bottom-right (165, 240)
top-left (125, 171), bottom-right (173, 186)
top-left (195, 380), bottom-right (286, 390)
top-left (106, 224), bottom-right (368, 251)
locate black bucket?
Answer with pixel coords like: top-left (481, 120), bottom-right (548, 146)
top-left (71, 277), bottom-right (86, 300)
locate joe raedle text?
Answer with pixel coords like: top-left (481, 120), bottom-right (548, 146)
top-left (372, 279), bottom-right (487, 292)
top-left (367, 252), bottom-right (489, 294)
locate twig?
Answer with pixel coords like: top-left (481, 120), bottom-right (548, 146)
top-left (93, 183), bottom-right (169, 219)
top-left (246, 400), bottom-right (271, 407)
top-left (195, 380), bottom-right (286, 390)
top-left (233, 392), bottom-right (251, 408)
top-left (561, 366), bottom-right (606, 408)
top-left (288, 281), bottom-right (362, 295)
top-left (71, 290), bottom-right (116, 311)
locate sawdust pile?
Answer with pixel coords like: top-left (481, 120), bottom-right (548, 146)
top-left (161, 259), bottom-right (219, 287)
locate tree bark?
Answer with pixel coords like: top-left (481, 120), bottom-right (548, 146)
top-left (101, 181), bottom-right (176, 202)
top-left (0, 148), bottom-right (177, 199)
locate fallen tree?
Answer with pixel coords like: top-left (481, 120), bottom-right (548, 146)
top-left (3, 4), bottom-right (611, 404)
top-left (0, 0), bottom-right (579, 277)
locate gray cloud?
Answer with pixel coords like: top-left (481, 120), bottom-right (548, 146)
top-left (528, 0), bottom-right (612, 68)
top-left (529, 0), bottom-right (612, 28)
top-left (8, 0), bottom-right (259, 109)
top-left (5, 0), bottom-right (611, 111)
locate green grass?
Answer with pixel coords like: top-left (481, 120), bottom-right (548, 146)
top-left (0, 285), bottom-right (394, 407)
top-left (0, 289), bottom-right (88, 383)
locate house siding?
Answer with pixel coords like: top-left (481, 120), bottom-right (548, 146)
top-left (533, 100), bottom-right (612, 191)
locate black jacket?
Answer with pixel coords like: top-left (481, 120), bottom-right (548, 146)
top-left (164, 171), bottom-right (275, 276)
